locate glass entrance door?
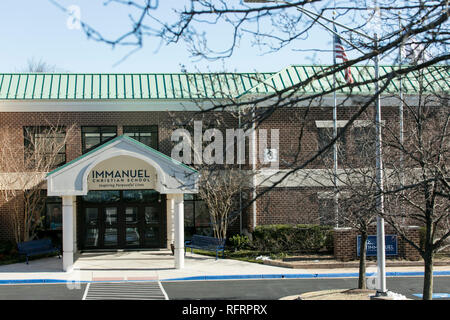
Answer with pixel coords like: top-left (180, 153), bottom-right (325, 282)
top-left (125, 206), bottom-right (140, 247)
top-left (103, 207), bottom-right (118, 247)
top-left (81, 190), bottom-right (164, 249)
top-left (143, 206), bottom-right (160, 247)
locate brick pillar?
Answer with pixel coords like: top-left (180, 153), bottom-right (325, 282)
top-left (403, 226), bottom-right (421, 261)
top-left (334, 227), bottom-right (357, 261)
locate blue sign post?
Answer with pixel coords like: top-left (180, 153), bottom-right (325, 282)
top-left (357, 235), bottom-right (398, 257)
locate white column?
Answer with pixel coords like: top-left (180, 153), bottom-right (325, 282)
top-left (173, 194), bottom-right (184, 269)
top-left (166, 195), bottom-right (175, 249)
top-left (62, 195), bottom-right (75, 272)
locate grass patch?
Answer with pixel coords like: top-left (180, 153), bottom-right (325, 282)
top-left (186, 248), bottom-right (292, 264)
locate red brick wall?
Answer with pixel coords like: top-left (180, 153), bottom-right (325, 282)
top-left (0, 105), bottom-right (425, 242)
top-left (255, 187), bottom-right (321, 226)
top-left (333, 224), bottom-right (422, 261)
top-left (0, 192), bottom-right (24, 242)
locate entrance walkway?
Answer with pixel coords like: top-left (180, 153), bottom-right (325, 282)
top-left (1, 250), bottom-right (449, 284)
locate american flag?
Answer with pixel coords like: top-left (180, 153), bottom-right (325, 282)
top-left (334, 27), bottom-right (354, 84)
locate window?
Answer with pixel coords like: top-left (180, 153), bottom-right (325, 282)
top-left (184, 194), bottom-right (213, 239)
top-left (123, 190), bottom-right (159, 203)
top-left (81, 126), bottom-right (117, 153)
top-left (317, 196), bottom-right (335, 226)
top-left (24, 126), bottom-right (66, 168)
top-left (317, 192), bottom-right (349, 227)
top-left (317, 127), bottom-right (346, 163)
top-left (82, 191), bottom-right (120, 203)
top-left (354, 126), bottom-right (376, 160)
top-left (44, 196), bottom-right (62, 231)
top-left (123, 126), bottom-right (158, 149)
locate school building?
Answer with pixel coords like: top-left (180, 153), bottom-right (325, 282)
top-left (0, 64), bottom-right (447, 271)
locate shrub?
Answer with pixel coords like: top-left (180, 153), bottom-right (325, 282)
top-left (251, 224), bottom-right (334, 254)
top-left (228, 234), bottom-right (251, 251)
top-left (0, 241), bottom-right (14, 255)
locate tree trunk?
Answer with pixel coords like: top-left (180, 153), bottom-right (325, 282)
top-left (422, 250), bottom-right (434, 300)
top-left (358, 231), bottom-right (368, 289)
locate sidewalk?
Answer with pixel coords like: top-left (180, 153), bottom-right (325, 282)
top-left (0, 250), bottom-right (449, 284)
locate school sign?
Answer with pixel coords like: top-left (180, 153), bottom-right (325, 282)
top-left (357, 235), bottom-right (398, 257)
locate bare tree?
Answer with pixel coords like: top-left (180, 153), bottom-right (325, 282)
top-left (48, 0), bottom-right (449, 298)
top-left (0, 124), bottom-right (76, 243)
top-left (318, 121), bottom-right (378, 289)
top-left (197, 168), bottom-right (252, 240)
top-left (52, 0), bottom-right (449, 195)
top-left (380, 92), bottom-right (449, 300)
top-left (21, 57), bottom-right (57, 73)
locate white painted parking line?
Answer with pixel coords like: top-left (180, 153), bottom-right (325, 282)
top-left (82, 283), bottom-right (90, 300)
top-left (83, 282), bottom-right (168, 300)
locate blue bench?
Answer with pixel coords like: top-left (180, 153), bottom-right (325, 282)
top-left (17, 239), bottom-right (61, 264)
top-left (185, 235), bottom-right (226, 260)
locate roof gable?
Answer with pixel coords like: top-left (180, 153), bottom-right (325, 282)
top-left (46, 135), bottom-right (198, 196)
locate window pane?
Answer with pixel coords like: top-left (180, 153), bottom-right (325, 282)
top-left (123, 126), bottom-right (157, 148)
top-left (144, 226), bottom-right (159, 246)
top-left (126, 227), bottom-right (140, 246)
top-left (195, 227), bottom-right (214, 237)
top-left (124, 132), bottom-right (137, 139)
top-left (85, 228), bottom-right (99, 247)
top-left (139, 136), bottom-right (153, 147)
top-left (195, 201), bottom-right (210, 228)
top-left (145, 206), bottom-right (159, 224)
top-left (105, 207), bottom-right (117, 225)
top-left (47, 203), bottom-right (62, 230)
top-left (82, 127), bottom-right (117, 152)
top-left (82, 127), bottom-right (100, 133)
top-left (101, 132), bottom-right (116, 141)
top-left (318, 198), bottom-right (335, 226)
top-left (82, 191), bottom-right (120, 203)
top-left (125, 207), bottom-right (138, 224)
top-left (85, 208), bottom-right (98, 226)
top-left (101, 126), bottom-right (116, 133)
top-left (104, 228), bottom-right (118, 246)
top-left (318, 128), bottom-right (333, 160)
top-left (184, 202), bottom-right (194, 226)
top-left (123, 190), bottom-right (159, 203)
top-left (24, 126), bottom-right (66, 167)
top-left (318, 127), bottom-right (346, 162)
top-left (184, 194), bottom-right (194, 201)
top-left (355, 127), bottom-right (375, 160)
top-left (84, 135), bottom-right (100, 151)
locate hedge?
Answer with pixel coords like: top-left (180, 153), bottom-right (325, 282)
top-left (251, 224), bottom-right (334, 253)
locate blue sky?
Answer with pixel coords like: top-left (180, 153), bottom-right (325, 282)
top-left (0, 0), bottom-right (358, 73)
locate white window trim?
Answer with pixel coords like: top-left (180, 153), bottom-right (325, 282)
top-left (315, 120), bottom-right (386, 128)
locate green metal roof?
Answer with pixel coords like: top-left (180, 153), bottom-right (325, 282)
top-left (0, 72), bottom-right (273, 100)
top-left (0, 65), bottom-right (448, 101)
top-left (239, 64), bottom-right (450, 97)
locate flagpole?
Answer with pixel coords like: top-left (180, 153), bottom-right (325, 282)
top-left (374, 32), bottom-right (387, 296)
top-left (398, 13), bottom-right (405, 225)
top-left (332, 10), bottom-right (339, 228)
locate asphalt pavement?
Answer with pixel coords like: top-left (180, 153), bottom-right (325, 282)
top-left (0, 276), bottom-right (449, 300)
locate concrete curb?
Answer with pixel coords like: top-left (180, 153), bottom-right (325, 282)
top-left (160, 270), bottom-right (450, 282)
top-left (264, 260), bottom-right (450, 269)
top-left (0, 270), bottom-right (449, 285)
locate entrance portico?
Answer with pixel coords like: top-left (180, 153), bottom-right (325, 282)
top-left (46, 135), bottom-right (198, 272)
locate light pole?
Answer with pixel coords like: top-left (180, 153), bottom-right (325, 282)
top-left (243, 0), bottom-right (388, 295)
top-left (374, 32), bottom-right (387, 295)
